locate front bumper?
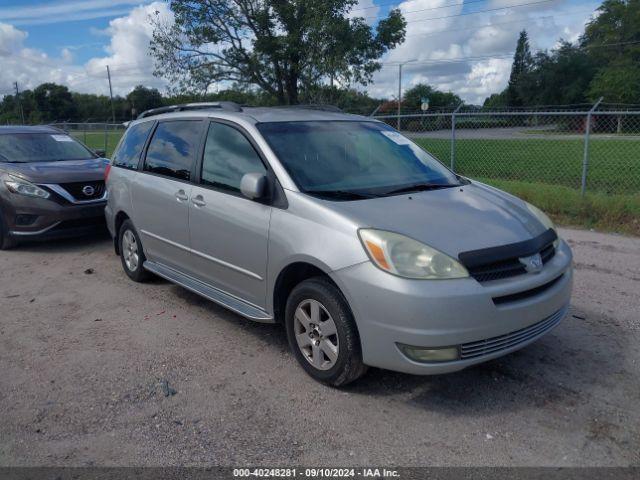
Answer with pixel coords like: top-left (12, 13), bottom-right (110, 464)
top-left (2, 195), bottom-right (107, 241)
top-left (331, 239), bottom-right (573, 375)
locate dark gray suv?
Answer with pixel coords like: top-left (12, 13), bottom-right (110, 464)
top-left (0, 126), bottom-right (109, 249)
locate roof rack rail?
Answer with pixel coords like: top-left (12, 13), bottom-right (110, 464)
top-left (277, 104), bottom-right (343, 113)
top-left (137, 101), bottom-right (242, 119)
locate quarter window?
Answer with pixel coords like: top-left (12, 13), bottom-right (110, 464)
top-left (201, 122), bottom-right (266, 193)
top-left (144, 120), bottom-right (202, 181)
top-left (112, 121), bottom-right (153, 169)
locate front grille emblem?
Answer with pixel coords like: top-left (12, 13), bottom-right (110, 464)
top-left (519, 253), bottom-right (543, 274)
top-left (82, 185), bottom-right (95, 197)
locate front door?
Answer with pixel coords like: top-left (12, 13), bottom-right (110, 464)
top-left (188, 121), bottom-right (271, 308)
top-left (131, 119), bottom-right (203, 271)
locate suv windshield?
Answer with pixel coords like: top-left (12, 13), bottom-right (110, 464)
top-left (257, 121), bottom-right (460, 199)
top-left (0, 133), bottom-right (95, 163)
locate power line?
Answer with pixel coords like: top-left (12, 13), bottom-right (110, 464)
top-left (351, 0), bottom-right (488, 13)
top-left (359, 0), bottom-right (489, 18)
top-left (381, 52), bottom-right (515, 67)
top-left (399, 0), bottom-right (558, 26)
top-left (402, 8), bottom-right (596, 39)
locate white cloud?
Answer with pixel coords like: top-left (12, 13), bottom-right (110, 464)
top-left (366, 0), bottom-right (602, 104)
top-left (0, 0), bottom-right (152, 26)
top-left (84, 2), bottom-right (173, 94)
top-left (0, 21), bottom-right (84, 95)
top-left (0, 22), bottom-right (27, 56)
top-left (0, 2), bottom-right (171, 99)
top-left (348, 0), bottom-right (381, 24)
top-left (0, 0), bottom-right (602, 106)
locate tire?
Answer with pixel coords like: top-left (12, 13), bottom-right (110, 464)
top-left (285, 277), bottom-right (368, 387)
top-left (118, 219), bottom-right (150, 282)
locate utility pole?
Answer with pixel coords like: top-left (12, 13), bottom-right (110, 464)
top-left (106, 65), bottom-right (115, 123)
top-left (396, 59), bottom-right (417, 131)
top-left (14, 82), bottom-right (25, 124)
top-left (397, 64), bottom-right (402, 130)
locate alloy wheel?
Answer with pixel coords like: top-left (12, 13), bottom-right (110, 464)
top-left (293, 299), bottom-right (339, 371)
top-left (122, 229), bottom-right (139, 271)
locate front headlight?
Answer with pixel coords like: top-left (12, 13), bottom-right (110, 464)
top-left (358, 229), bottom-right (469, 279)
top-left (525, 202), bottom-right (560, 249)
top-left (4, 174), bottom-right (50, 199)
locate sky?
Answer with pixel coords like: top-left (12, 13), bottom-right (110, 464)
top-left (0, 0), bottom-right (602, 105)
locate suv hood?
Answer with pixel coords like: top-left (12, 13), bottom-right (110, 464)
top-left (0, 158), bottom-right (108, 184)
top-left (327, 182), bottom-right (547, 258)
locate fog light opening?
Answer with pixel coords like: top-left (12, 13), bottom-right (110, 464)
top-left (15, 214), bottom-right (39, 226)
top-left (397, 343), bottom-right (460, 363)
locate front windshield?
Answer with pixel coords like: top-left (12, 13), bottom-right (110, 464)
top-left (257, 121), bottom-right (459, 198)
top-left (0, 133), bottom-right (95, 163)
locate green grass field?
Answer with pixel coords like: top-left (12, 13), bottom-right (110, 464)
top-left (412, 137), bottom-right (640, 195)
top-left (68, 129), bottom-right (639, 234)
top-left (70, 131), bottom-right (123, 157)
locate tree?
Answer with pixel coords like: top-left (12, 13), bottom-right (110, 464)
top-left (483, 92), bottom-right (507, 109)
top-left (520, 42), bottom-right (596, 106)
top-left (581, 0), bottom-right (640, 66)
top-left (402, 83), bottom-right (462, 112)
top-left (582, 0), bottom-right (640, 107)
top-left (126, 85), bottom-right (163, 118)
top-left (589, 60), bottom-right (640, 104)
top-left (150, 0), bottom-right (406, 104)
top-left (33, 83), bottom-right (76, 122)
top-left (506, 30), bottom-right (533, 106)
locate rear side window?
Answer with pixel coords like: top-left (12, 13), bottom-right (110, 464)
top-left (144, 120), bottom-right (202, 181)
top-left (201, 122), bottom-right (266, 193)
top-left (112, 121), bottom-right (153, 169)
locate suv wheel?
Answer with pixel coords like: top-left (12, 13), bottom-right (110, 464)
top-left (118, 220), bottom-right (149, 282)
top-left (285, 277), bottom-right (367, 387)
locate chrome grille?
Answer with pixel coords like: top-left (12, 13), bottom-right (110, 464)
top-left (60, 181), bottom-right (105, 201)
top-left (460, 307), bottom-right (566, 359)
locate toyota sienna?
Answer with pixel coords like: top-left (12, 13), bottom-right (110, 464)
top-left (105, 102), bottom-right (573, 386)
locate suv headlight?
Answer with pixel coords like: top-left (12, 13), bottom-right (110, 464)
top-left (358, 229), bottom-right (469, 279)
top-left (525, 202), bottom-right (560, 249)
top-left (4, 174), bottom-right (50, 199)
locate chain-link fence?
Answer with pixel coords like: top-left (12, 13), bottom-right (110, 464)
top-left (50, 122), bottom-right (126, 158)
top-left (47, 109), bottom-right (640, 197)
top-left (373, 108), bottom-right (640, 196)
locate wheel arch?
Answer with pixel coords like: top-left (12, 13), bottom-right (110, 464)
top-left (272, 260), bottom-right (340, 325)
top-left (113, 210), bottom-right (131, 254)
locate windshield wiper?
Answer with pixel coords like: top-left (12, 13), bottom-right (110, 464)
top-left (305, 189), bottom-right (378, 200)
top-left (383, 182), bottom-right (459, 196)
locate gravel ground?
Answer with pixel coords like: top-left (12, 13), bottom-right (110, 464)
top-left (0, 227), bottom-right (638, 467)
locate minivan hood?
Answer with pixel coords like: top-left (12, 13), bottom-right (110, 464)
top-left (326, 182), bottom-right (547, 258)
top-left (0, 158), bottom-right (108, 184)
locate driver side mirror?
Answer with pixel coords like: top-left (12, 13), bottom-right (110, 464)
top-left (240, 173), bottom-right (268, 200)
top-left (94, 149), bottom-right (106, 158)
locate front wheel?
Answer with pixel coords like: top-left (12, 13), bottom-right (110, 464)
top-left (118, 219), bottom-right (149, 282)
top-left (285, 277), bottom-right (367, 387)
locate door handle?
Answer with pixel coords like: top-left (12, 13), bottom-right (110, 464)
top-left (191, 195), bottom-right (206, 207)
top-left (175, 190), bottom-right (189, 202)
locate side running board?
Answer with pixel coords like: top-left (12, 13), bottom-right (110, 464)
top-left (143, 261), bottom-right (273, 323)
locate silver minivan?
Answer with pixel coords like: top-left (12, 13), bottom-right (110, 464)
top-left (105, 102), bottom-right (572, 386)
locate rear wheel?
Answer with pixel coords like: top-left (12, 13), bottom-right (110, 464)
top-left (118, 219), bottom-right (149, 282)
top-left (285, 277), bottom-right (367, 387)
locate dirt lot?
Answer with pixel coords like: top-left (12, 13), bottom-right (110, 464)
top-left (0, 227), bottom-right (638, 467)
